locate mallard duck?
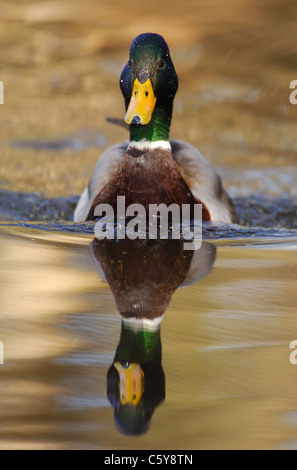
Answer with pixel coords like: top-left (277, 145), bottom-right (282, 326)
top-left (74, 33), bottom-right (237, 223)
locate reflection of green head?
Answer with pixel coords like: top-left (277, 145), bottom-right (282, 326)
top-left (107, 321), bottom-right (165, 436)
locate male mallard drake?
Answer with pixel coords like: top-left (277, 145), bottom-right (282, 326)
top-left (74, 33), bottom-right (237, 223)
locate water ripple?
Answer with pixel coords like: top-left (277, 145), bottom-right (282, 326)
top-left (1, 190), bottom-right (297, 241)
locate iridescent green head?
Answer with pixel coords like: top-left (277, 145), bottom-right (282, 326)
top-left (120, 33), bottom-right (178, 141)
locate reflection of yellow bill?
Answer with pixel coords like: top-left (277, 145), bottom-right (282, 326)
top-left (125, 78), bottom-right (156, 125)
top-left (114, 362), bottom-right (144, 406)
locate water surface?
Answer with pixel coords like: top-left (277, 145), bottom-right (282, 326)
top-left (1, 227), bottom-right (297, 449)
top-left (1, 0), bottom-right (297, 450)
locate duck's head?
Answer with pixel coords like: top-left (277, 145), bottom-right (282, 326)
top-left (120, 33), bottom-right (178, 138)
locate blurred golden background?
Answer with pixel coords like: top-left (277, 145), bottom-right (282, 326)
top-left (0, 0), bottom-right (296, 197)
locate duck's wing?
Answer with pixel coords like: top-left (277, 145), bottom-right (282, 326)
top-left (74, 142), bottom-right (129, 222)
top-left (179, 242), bottom-right (216, 288)
top-left (171, 140), bottom-right (237, 224)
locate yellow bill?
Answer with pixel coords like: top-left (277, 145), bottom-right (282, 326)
top-left (114, 361), bottom-right (144, 406)
top-left (125, 78), bottom-right (156, 125)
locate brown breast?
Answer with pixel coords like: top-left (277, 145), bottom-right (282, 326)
top-left (87, 146), bottom-right (210, 221)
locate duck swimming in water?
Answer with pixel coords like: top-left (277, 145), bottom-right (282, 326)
top-left (74, 33), bottom-right (237, 223)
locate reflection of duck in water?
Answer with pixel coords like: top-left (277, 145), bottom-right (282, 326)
top-left (91, 237), bottom-right (216, 435)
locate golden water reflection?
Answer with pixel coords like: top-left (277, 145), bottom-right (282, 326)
top-left (91, 237), bottom-right (216, 435)
top-left (1, 227), bottom-right (297, 449)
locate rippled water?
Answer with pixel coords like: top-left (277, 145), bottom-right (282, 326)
top-left (1, 0), bottom-right (297, 450)
top-left (1, 227), bottom-right (297, 450)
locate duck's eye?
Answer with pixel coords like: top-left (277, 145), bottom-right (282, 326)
top-left (128, 59), bottom-right (132, 67)
top-left (158, 58), bottom-right (166, 69)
